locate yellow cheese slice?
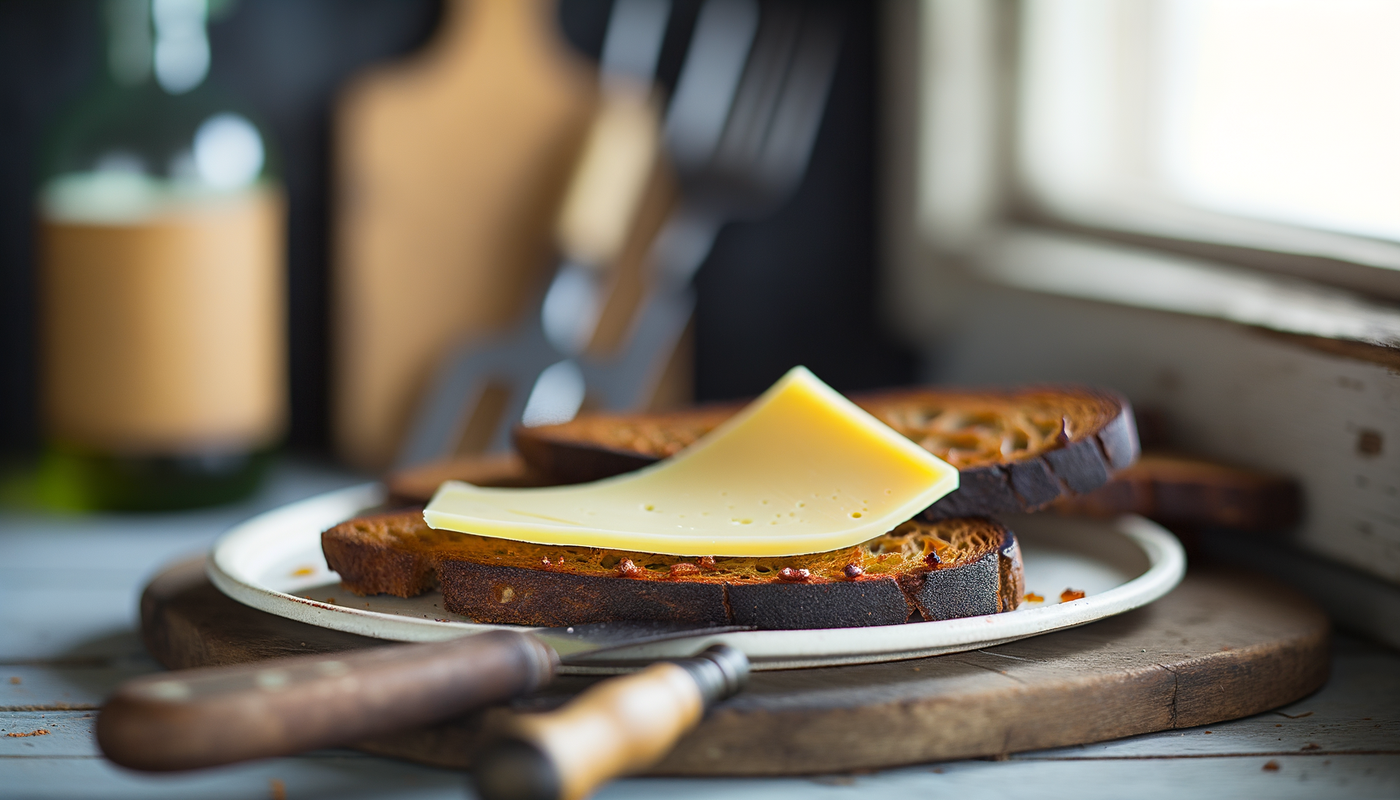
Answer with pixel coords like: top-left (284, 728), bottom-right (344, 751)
top-left (423, 366), bottom-right (958, 556)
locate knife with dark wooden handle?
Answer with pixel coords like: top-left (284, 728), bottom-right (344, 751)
top-left (474, 644), bottom-right (749, 800)
top-left (97, 625), bottom-right (746, 771)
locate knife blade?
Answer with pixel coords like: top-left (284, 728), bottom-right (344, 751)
top-left (96, 622), bottom-right (749, 772)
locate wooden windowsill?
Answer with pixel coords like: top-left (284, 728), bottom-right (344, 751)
top-left (973, 226), bottom-right (1400, 367)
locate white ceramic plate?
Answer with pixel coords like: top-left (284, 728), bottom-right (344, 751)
top-left (208, 483), bottom-right (1185, 672)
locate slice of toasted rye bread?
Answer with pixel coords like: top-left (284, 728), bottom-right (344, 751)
top-left (323, 512), bottom-right (1024, 630)
top-left (1052, 451), bottom-right (1302, 531)
top-left (510, 386), bottom-right (1139, 518)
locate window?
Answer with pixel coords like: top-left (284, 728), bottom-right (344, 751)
top-left (1009, 0), bottom-right (1400, 295)
top-left (898, 0), bottom-right (1400, 341)
top-left (902, 0), bottom-right (1400, 309)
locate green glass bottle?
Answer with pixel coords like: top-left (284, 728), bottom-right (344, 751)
top-left (34, 0), bottom-right (285, 511)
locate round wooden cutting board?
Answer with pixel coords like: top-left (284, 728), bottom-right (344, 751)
top-left (139, 559), bottom-right (1329, 775)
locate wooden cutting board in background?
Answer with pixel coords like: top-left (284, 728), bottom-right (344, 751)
top-left (333, 0), bottom-right (596, 470)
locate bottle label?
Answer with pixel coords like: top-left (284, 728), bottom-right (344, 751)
top-left (39, 187), bottom-right (286, 454)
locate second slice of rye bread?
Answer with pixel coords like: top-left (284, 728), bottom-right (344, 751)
top-left (323, 512), bottom-right (1024, 630)
top-left (510, 386), bottom-right (1140, 519)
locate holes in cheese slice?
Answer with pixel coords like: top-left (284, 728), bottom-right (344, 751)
top-left (423, 367), bottom-right (958, 557)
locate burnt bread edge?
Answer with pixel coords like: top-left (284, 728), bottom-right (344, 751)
top-left (437, 561), bottom-right (730, 627)
top-left (442, 534), bottom-right (1022, 630)
top-left (895, 551), bottom-right (999, 621)
top-left (723, 577), bottom-right (916, 629)
top-left (892, 527), bottom-right (1025, 620)
top-left (322, 515), bottom-right (1024, 631)
top-left (1147, 471), bottom-right (1301, 531)
top-left (997, 527), bottom-right (1026, 613)
top-left (1052, 452), bottom-right (1302, 531)
top-left (512, 433), bottom-right (655, 488)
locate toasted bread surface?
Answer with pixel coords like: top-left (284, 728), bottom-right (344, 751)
top-left (510, 386), bottom-right (1139, 517)
top-left (323, 511), bottom-right (1023, 629)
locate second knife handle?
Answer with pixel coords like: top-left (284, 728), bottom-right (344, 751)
top-left (97, 629), bottom-right (557, 771)
top-left (474, 645), bottom-right (749, 800)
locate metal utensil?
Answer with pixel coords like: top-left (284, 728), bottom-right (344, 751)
top-left (398, 0), bottom-right (842, 465)
top-left (395, 0), bottom-right (676, 468)
top-left (466, 20), bottom-right (844, 787)
top-left (398, 0), bottom-right (774, 466)
top-left (576, 2), bottom-right (841, 414)
top-left (97, 621), bottom-right (749, 772)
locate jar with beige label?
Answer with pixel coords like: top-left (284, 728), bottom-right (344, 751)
top-left (35, 0), bottom-right (285, 510)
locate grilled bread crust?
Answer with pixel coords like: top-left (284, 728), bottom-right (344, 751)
top-left (323, 512), bottom-right (1024, 630)
top-left (1052, 451), bottom-right (1301, 531)
top-left (509, 386), bottom-right (1138, 519)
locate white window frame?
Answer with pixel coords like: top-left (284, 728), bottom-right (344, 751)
top-left (886, 0), bottom-right (1400, 340)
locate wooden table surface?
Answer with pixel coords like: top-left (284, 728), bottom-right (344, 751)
top-left (2, 460), bottom-right (1397, 799)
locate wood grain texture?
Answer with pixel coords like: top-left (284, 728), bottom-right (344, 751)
top-left (332, 0), bottom-right (596, 469)
top-left (502, 663), bottom-right (705, 800)
top-left (98, 630), bottom-right (556, 772)
top-left (139, 563), bottom-right (1329, 775)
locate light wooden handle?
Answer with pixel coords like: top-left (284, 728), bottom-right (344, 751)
top-left (474, 645), bottom-right (748, 800)
top-left (554, 87), bottom-right (663, 268)
top-left (97, 630), bottom-right (557, 771)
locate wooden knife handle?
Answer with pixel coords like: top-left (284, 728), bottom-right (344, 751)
top-left (97, 629), bottom-right (557, 771)
top-left (473, 645), bottom-right (749, 800)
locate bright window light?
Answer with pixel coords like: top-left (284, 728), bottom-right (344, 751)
top-left (1159, 0), bottom-right (1400, 241)
top-left (1020, 0), bottom-right (1400, 242)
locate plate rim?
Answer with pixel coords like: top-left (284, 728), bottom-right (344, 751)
top-left (208, 482), bottom-right (1186, 671)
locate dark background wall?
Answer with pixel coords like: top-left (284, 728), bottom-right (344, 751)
top-left (0, 0), bottom-right (913, 459)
